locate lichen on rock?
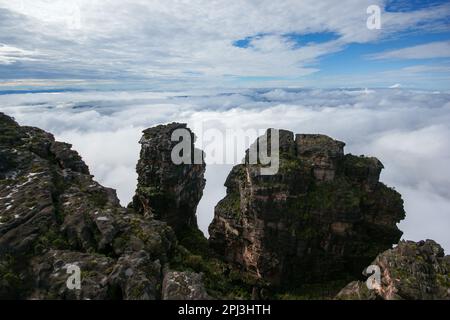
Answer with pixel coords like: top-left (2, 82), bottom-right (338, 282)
top-left (162, 270), bottom-right (211, 300)
top-left (336, 240), bottom-right (450, 300)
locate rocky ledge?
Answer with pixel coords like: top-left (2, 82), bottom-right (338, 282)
top-left (0, 112), bottom-right (448, 300)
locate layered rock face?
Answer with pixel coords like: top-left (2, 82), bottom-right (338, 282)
top-left (209, 130), bottom-right (406, 288)
top-left (336, 240), bottom-right (450, 300)
top-left (132, 123), bottom-right (205, 234)
top-left (0, 113), bottom-right (177, 299)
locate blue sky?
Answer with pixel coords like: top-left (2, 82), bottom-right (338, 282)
top-left (0, 0), bottom-right (449, 90)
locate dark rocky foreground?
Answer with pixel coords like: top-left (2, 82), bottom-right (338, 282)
top-left (0, 112), bottom-right (448, 300)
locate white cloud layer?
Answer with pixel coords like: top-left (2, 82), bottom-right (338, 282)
top-left (1, 88), bottom-right (449, 252)
top-left (0, 44), bottom-right (38, 65)
top-left (370, 41), bottom-right (450, 60)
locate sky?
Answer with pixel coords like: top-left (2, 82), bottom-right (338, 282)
top-left (0, 1), bottom-right (449, 252)
top-left (0, 0), bottom-right (449, 90)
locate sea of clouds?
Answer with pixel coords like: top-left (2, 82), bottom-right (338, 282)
top-left (1, 88), bottom-right (449, 251)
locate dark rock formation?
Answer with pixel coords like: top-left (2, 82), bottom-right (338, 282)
top-left (336, 240), bottom-right (450, 300)
top-left (0, 114), bottom-right (251, 300)
top-left (0, 113), bottom-right (176, 299)
top-left (208, 129), bottom-right (406, 290)
top-left (132, 123), bottom-right (206, 234)
top-left (2, 112), bottom-right (446, 300)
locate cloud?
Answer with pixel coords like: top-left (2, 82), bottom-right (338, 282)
top-left (1, 88), bottom-right (449, 252)
top-left (369, 41), bottom-right (450, 60)
top-left (0, 44), bottom-right (38, 65)
top-left (301, 63), bottom-right (450, 90)
top-left (0, 0), bottom-right (449, 86)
